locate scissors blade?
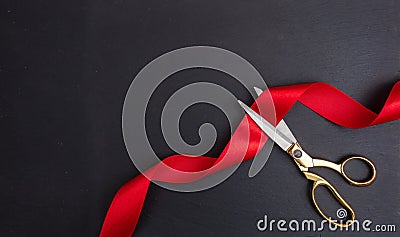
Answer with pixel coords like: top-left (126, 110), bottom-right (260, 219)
top-left (253, 87), bottom-right (297, 143)
top-left (248, 87), bottom-right (273, 177)
top-left (237, 100), bottom-right (293, 151)
top-left (276, 121), bottom-right (297, 144)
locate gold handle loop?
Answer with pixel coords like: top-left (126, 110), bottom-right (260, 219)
top-left (340, 156), bottom-right (376, 187)
top-left (312, 156), bottom-right (377, 187)
top-left (304, 171), bottom-right (356, 227)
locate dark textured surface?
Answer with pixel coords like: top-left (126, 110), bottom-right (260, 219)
top-left (1, 0), bottom-right (399, 236)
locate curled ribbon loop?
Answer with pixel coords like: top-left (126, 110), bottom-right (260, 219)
top-left (99, 82), bottom-right (400, 237)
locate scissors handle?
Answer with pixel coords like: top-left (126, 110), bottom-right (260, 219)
top-left (313, 156), bottom-right (377, 187)
top-left (303, 171), bottom-right (356, 227)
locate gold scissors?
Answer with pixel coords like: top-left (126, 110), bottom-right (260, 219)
top-left (238, 87), bottom-right (377, 227)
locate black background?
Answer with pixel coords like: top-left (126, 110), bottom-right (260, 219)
top-left (1, 0), bottom-right (399, 236)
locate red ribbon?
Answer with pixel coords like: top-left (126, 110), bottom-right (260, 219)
top-left (99, 82), bottom-right (400, 237)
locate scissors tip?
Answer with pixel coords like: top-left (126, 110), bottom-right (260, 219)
top-left (253, 87), bottom-right (264, 96)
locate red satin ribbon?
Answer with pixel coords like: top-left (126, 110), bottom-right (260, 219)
top-left (99, 82), bottom-right (400, 237)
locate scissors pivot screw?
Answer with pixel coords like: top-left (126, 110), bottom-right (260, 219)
top-left (293, 149), bottom-right (302, 158)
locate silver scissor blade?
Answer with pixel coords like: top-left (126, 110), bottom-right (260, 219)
top-left (238, 100), bottom-right (293, 151)
top-left (248, 86), bottom-right (271, 178)
top-left (247, 87), bottom-right (297, 177)
top-left (276, 120), bottom-right (297, 144)
top-left (253, 87), bottom-right (297, 143)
